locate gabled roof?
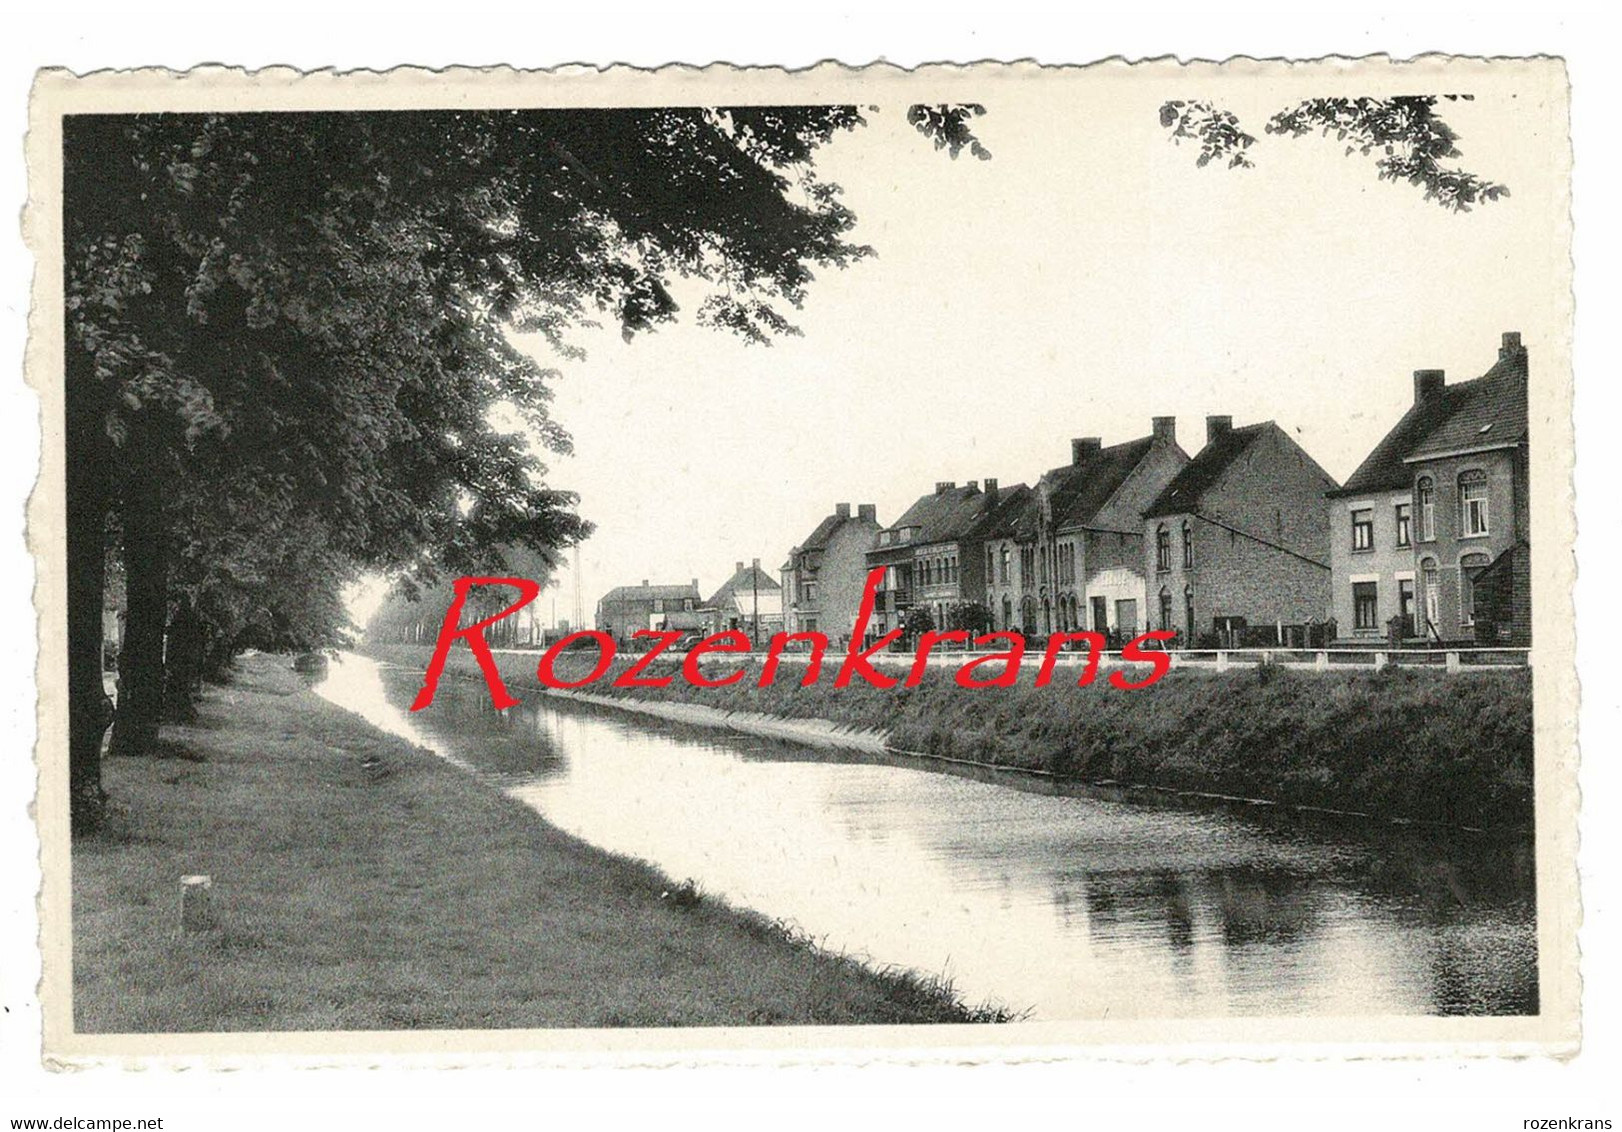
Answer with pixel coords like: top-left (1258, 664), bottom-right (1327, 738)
top-left (880, 483), bottom-right (994, 547)
top-left (966, 483), bottom-right (1036, 541)
top-left (1143, 423), bottom-right (1270, 519)
top-left (790, 504), bottom-right (878, 558)
top-left (1042, 437), bottom-right (1156, 532)
top-left (1405, 353), bottom-right (1528, 463)
top-left (1331, 344), bottom-right (1529, 497)
top-left (793, 512), bottom-right (846, 554)
top-left (1328, 393), bottom-right (1465, 497)
top-left (704, 562), bottom-right (781, 608)
top-left (600, 582), bottom-right (702, 605)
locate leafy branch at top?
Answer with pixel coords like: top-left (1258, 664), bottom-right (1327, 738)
top-left (1159, 94), bottom-right (1509, 211)
top-left (1159, 100), bottom-right (1257, 169)
top-left (908, 104), bottom-right (992, 161)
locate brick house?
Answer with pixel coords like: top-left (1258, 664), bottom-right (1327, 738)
top-left (1030, 418), bottom-right (1190, 640)
top-left (865, 480), bottom-right (1012, 636)
top-left (1323, 382), bottom-right (1440, 642)
top-left (596, 579), bottom-right (703, 640)
top-left (975, 484), bottom-right (1038, 634)
top-left (699, 559), bottom-right (784, 638)
top-left (780, 502), bottom-right (882, 638)
top-left (1327, 332), bottom-right (1529, 645)
top-left (1142, 416), bottom-right (1339, 647)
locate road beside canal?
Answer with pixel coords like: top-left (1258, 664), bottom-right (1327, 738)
top-left (72, 653), bottom-right (1010, 1032)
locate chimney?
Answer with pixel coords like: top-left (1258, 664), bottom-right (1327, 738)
top-left (966, 480), bottom-right (979, 492)
top-left (734, 560), bottom-right (744, 574)
top-left (984, 477), bottom-right (999, 497)
top-left (751, 557), bottom-right (760, 575)
top-left (641, 578), bottom-right (649, 588)
top-left (1152, 416), bottom-right (1176, 443)
top-left (1205, 415), bottom-right (1233, 446)
top-left (935, 481), bottom-right (956, 494)
top-left (1501, 331), bottom-right (1524, 359)
top-left (1413, 369), bottom-right (1446, 405)
top-left (857, 503), bottom-right (877, 522)
top-left (1071, 437), bottom-right (1102, 465)
top-left (835, 502), bottom-right (851, 518)
top-left (691, 578), bottom-right (698, 591)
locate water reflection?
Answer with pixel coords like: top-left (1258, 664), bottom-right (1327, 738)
top-left (317, 653), bottom-right (1538, 1020)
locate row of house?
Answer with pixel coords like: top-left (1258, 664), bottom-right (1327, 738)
top-left (768, 331), bottom-right (1531, 649)
top-left (595, 560), bottom-right (787, 641)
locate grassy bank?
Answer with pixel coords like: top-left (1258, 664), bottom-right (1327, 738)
top-left (73, 653), bottom-right (1012, 1031)
top-left (381, 643), bottom-right (1533, 830)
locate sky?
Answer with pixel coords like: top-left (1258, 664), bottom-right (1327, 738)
top-left (370, 68), bottom-right (1568, 630)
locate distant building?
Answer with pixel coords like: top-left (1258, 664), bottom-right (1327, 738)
top-left (700, 559), bottom-right (784, 638)
top-left (595, 579), bottom-right (703, 640)
top-left (866, 479), bottom-right (1015, 636)
top-left (780, 503), bottom-right (882, 638)
top-left (1143, 416), bottom-right (1339, 647)
top-left (1028, 418), bottom-right (1190, 640)
top-left (1327, 332), bottom-right (1530, 645)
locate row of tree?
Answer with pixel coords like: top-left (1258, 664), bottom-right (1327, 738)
top-left (63, 105), bottom-right (920, 831)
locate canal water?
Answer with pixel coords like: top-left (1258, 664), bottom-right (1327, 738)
top-left (317, 652), bottom-right (1538, 1021)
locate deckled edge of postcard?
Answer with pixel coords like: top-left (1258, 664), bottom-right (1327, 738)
top-left (23, 56), bottom-right (1579, 1069)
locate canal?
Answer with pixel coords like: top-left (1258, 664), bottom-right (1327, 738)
top-left (317, 652), bottom-right (1538, 1021)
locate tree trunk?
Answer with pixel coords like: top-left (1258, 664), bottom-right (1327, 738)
top-left (65, 346), bottom-right (112, 831)
top-left (162, 594), bottom-right (202, 723)
top-left (109, 452), bottom-right (168, 758)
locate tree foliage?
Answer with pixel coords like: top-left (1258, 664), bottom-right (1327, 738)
top-left (946, 601), bottom-right (992, 637)
top-left (62, 105), bottom-right (886, 827)
top-left (1160, 94), bottom-right (1508, 210)
top-left (907, 104), bottom-right (992, 161)
top-left (1158, 100), bottom-right (1256, 169)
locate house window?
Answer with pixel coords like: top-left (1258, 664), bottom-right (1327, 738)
top-left (1416, 477), bottom-right (1435, 541)
top-left (1184, 585), bottom-right (1195, 640)
top-left (999, 545), bottom-right (1011, 585)
top-left (1395, 503), bottom-right (1412, 548)
top-left (1351, 508), bottom-right (1374, 552)
top-left (683, 599), bottom-right (693, 611)
top-left (652, 599), bottom-right (664, 614)
top-left (804, 582), bottom-right (818, 603)
top-left (1460, 552), bottom-right (1491, 626)
top-left (1156, 525), bottom-right (1171, 572)
top-left (1353, 581), bottom-right (1379, 631)
top-left (1421, 558), bottom-right (1440, 634)
top-left (1459, 470), bottom-right (1489, 536)
top-left (1181, 521), bottom-right (1194, 568)
top-left (1158, 587), bottom-right (1173, 632)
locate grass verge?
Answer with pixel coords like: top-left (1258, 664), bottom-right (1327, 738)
top-left (73, 653), bottom-right (1014, 1031)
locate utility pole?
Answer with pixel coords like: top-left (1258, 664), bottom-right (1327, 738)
top-left (750, 557), bottom-right (759, 643)
top-left (572, 544), bottom-right (584, 633)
